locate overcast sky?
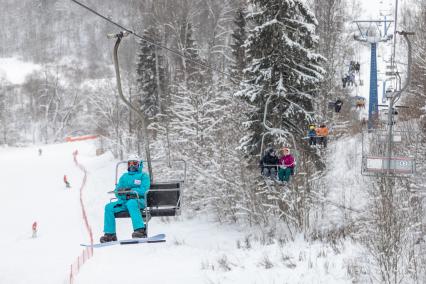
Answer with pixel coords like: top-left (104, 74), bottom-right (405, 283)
top-left (360, 0), bottom-right (394, 18)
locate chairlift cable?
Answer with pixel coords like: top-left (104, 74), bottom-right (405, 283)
top-left (391, 0), bottom-right (399, 68)
top-left (69, 0), bottom-right (327, 163)
top-left (70, 0), bottom-right (322, 97)
top-left (69, 0), bottom-right (237, 80)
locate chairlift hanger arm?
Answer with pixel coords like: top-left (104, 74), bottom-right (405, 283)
top-left (394, 31), bottom-right (414, 100)
top-left (110, 32), bottom-right (153, 181)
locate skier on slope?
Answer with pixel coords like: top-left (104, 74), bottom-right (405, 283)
top-left (32, 221), bottom-right (37, 238)
top-left (63, 175), bottom-right (71, 188)
top-left (100, 154), bottom-right (150, 243)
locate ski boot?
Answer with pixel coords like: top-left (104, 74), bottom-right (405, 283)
top-left (132, 228), bottom-right (147, 238)
top-left (100, 233), bottom-right (117, 243)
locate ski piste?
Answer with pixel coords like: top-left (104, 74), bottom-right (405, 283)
top-left (80, 233), bottom-right (166, 248)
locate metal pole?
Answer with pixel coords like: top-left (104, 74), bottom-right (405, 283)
top-left (353, 21), bottom-right (393, 129)
top-left (386, 92), bottom-right (394, 172)
top-left (368, 43), bottom-right (378, 129)
top-left (391, 0), bottom-right (399, 68)
top-left (110, 32), bottom-right (153, 182)
top-left (260, 94), bottom-right (297, 157)
top-left (386, 32), bottom-right (413, 173)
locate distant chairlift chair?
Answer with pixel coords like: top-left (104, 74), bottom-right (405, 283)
top-left (110, 160), bottom-right (185, 235)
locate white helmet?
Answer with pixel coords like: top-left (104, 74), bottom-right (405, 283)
top-left (127, 154), bottom-right (140, 172)
top-left (127, 154), bottom-right (140, 162)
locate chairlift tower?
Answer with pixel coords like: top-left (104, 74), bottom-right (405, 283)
top-left (353, 20), bottom-right (393, 129)
top-left (361, 31), bottom-right (417, 177)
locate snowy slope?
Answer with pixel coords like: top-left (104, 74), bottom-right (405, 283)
top-left (0, 140), bottom-right (365, 283)
top-left (0, 142), bottom-right (93, 284)
top-left (316, 135), bottom-right (370, 231)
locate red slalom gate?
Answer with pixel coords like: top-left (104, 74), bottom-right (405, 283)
top-left (69, 150), bottom-right (94, 284)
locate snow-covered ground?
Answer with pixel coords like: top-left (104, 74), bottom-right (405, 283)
top-left (0, 142), bottom-right (89, 284)
top-left (318, 135), bottom-right (370, 229)
top-left (0, 57), bottom-right (40, 84)
top-left (0, 140), bottom-right (367, 284)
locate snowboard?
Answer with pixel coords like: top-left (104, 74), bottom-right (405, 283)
top-left (80, 233), bottom-right (166, 248)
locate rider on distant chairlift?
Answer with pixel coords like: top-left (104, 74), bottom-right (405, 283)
top-left (278, 147), bottom-right (295, 182)
top-left (334, 98), bottom-right (343, 113)
top-left (315, 124), bottom-right (329, 148)
top-left (355, 97), bottom-right (366, 109)
top-left (259, 148), bottom-right (279, 178)
top-left (308, 125), bottom-right (317, 146)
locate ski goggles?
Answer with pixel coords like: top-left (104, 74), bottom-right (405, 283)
top-left (128, 161), bottom-right (139, 166)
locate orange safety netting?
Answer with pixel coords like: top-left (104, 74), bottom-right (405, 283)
top-left (65, 135), bottom-right (98, 142)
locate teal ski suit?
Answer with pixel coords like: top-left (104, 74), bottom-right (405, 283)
top-left (103, 163), bottom-right (150, 234)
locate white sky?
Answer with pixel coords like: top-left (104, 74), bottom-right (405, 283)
top-left (359, 0), bottom-right (394, 18)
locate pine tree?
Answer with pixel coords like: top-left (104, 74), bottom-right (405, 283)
top-left (171, 18), bottom-right (209, 154)
top-left (136, 26), bottom-right (167, 121)
top-left (230, 6), bottom-right (248, 79)
top-left (313, 0), bottom-right (346, 117)
top-left (237, 0), bottom-right (325, 158)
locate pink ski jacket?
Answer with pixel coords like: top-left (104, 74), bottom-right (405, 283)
top-left (279, 154), bottom-right (295, 168)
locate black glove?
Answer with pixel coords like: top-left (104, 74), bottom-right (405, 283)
top-left (116, 188), bottom-right (131, 195)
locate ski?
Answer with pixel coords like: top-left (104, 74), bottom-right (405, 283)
top-left (80, 233), bottom-right (166, 248)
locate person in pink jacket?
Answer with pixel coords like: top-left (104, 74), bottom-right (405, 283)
top-left (278, 147), bottom-right (295, 182)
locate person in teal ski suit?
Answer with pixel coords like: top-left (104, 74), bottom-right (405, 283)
top-left (100, 154), bottom-right (150, 243)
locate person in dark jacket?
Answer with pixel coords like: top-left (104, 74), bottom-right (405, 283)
top-left (334, 98), bottom-right (343, 113)
top-left (342, 76), bottom-right (347, 88)
top-left (259, 148), bottom-right (279, 178)
top-left (355, 62), bottom-right (360, 73)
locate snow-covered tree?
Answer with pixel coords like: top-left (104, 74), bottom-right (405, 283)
top-left (136, 26), bottom-right (168, 123)
top-left (230, 6), bottom-right (247, 79)
top-left (0, 80), bottom-right (20, 144)
top-left (237, 0), bottom-right (325, 159)
top-left (313, 0), bottom-right (347, 117)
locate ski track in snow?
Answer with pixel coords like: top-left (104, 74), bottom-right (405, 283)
top-left (320, 136), bottom-right (370, 229)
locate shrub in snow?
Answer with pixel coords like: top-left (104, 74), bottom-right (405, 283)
top-left (258, 254), bottom-right (274, 269)
top-left (217, 255), bottom-right (232, 272)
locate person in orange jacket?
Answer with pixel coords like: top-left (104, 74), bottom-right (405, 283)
top-left (315, 124), bottom-right (329, 148)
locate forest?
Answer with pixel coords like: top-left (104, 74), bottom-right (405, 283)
top-left (0, 0), bottom-right (426, 282)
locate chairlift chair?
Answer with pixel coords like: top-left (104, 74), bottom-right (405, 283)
top-left (110, 159), bottom-right (186, 235)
